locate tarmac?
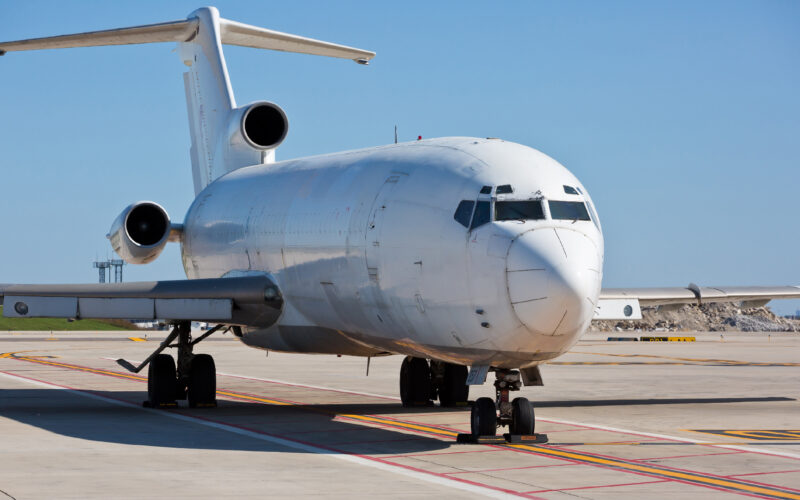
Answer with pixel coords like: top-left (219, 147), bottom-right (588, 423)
top-left (0, 330), bottom-right (798, 499)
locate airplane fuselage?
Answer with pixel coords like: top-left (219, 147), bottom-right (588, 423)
top-left (182, 137), bottom-right (604, 368)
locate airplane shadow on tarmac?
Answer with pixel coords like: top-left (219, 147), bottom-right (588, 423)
top-left (0, 388), bottom-right (794, 455)
top-left (0, 389), bottom-right (460, 455)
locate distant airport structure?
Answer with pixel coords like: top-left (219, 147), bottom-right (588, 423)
top-left (92, 259), bottom-right (125, 283)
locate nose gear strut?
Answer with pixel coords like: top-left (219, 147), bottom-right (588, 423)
top-left (457, 368), bottom-right (548, 444)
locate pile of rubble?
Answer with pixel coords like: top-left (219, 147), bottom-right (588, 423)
top-left (591, 302), bottom-right (800, 332)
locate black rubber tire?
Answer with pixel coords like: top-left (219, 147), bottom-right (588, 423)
top-left (147, 354), bottom-right (177, 407)
top-left (439, 364), bottom-right (469, 407)
top-left (187, 354), bottom-right (216, 408)
top-left (399, 357), bottom-right (431, 406)
top-left (510, 397), bottom-right (535, 435)
top-left (471, 397), bottom-right (497, 436)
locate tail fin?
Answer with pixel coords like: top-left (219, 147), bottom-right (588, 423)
top-left (0, 7), bottom-right (374, 194)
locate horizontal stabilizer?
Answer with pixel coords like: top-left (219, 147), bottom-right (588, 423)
top-left (0, 19), bottom-right (198, 53)
top-left (220, 18), bottom-right (374, 62)
top-left (0, 14), bottom-right (375, 63)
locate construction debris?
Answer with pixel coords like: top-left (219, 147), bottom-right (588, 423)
top-left (591, 302), bottom-right (800, 332)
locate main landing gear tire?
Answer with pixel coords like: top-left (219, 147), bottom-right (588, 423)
top-left (510, 397), bottom-right (535, 435)
top-left (471, 397), bottom-right (497, 436)
top-left (400, 357), bottom-right (431, 407)
top-left (187, 353), bottom-right (217, 408)
top-left (439, 364), bottom-right (469, 407)
top-left (148, 354), bottom-right (177, 407)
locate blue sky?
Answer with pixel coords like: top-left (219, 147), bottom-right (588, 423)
top-left (1, 1), bottom-right (798, 314)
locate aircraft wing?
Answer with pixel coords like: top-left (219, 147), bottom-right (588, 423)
top-left (595, 284), bottom-right (800, 320)
top-left (0, 276), bottom-right (282, 326)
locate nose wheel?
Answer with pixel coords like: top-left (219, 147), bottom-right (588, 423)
top-left (461, 369), bottom-right (546, 444)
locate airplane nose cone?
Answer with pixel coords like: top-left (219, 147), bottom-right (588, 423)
top-left (506, 228), bottom-right (600, 336)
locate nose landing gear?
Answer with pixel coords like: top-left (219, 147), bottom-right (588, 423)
top-left (461, 368), bottom-right (547, 444)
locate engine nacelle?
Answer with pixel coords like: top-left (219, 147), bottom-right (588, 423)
top-left (107, 201), bottom-right (175, 265)
top-left (229, 101), bottom-right (289, 151)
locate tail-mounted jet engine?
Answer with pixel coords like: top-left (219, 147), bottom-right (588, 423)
top-left (227, 101), bottom-right (289, 152)
top-left (107, 201), bottom-right (180, 265)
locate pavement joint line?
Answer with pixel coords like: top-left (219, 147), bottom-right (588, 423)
top-left (0, 368), bottom-right (528, 500)
top-left (9, 355), bottom-right (800, 499)
top-left (100, 358), bottom-right (402, 402)
top-left (506, 443), bottom-right (800, 499)
top-left (566, 351), bottom-right (800, 367)
top-left (538, 417), bottom-right (800, 460)
top-left (636, 450), bottom-right (746, 462)
top-left (523, 479), bottom-right (671, 495)
top-left (18, 354), bottom-right (800, 461)
top-left (731, 470), bottom-right (800, 478)
top-left (444, 463), bottom-right (576, 475)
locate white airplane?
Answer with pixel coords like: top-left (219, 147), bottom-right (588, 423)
top-left (1, 7), bottom-right (798, 439)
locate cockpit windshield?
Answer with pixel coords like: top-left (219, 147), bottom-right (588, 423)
top-left (495, 201), bottom-right (545, 221)
top-left (549, 200), bottom-right (591, 221)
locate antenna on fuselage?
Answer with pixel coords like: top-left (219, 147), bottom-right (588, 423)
top-left (394, 125), bottom-right (398, 144)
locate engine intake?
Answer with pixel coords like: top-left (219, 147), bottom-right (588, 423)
top-left (107, 201), bottom-right (174, 265)
top-left (237, 101), bottom-right (288, 150)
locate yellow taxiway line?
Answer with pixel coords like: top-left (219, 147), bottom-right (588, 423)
top-left (6, 354), bottom-right (800, 499)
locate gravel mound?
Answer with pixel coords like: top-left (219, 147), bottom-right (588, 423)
top-left (591, 302), bottom-right (799, 332)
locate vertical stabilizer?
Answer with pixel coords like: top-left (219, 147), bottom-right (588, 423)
top-left (0, 8), bottom-right (375, 195)
top-left (181, 7), bottom-right (236, 194)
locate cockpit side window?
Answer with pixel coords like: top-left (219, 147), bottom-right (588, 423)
top-left (453, 200), bottom-right (475, 228)
top-left (495, 201), bottom-right (544, 221)
top-left (575, 187), bottom-right (601, 229)
top-left (549, 200), bottom-right (591, 221)
top-left (470, 201), bottom-right (491, 229)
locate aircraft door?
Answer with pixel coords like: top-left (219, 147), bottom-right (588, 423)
top-left (365, 175), bottom-right (401, 281)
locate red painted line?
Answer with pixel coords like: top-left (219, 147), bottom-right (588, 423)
top-left (537, 417), bottom-right (683, 440)
top-left (524, 479), bottom-right (669, 494)
top-left (499, 443), bottom-right (798, 499)
top-left (383, 448), bottom-right (506, 459)
top-left (718, 476), bottom-right (800, 494)
top-left (292, 426), bottom-right (378, 435)
top-left (11, 357), bottom-right (798, 498)
top-left (444, 463), bottom-right (574, 475)
top-left (360, 456), bottom-right (539, 499)
top-left (730, 470), bottom-right (800, 478)
top-left (0, 368), bottom-right (534, 499)
top-left (330, 436), bottom-right (432, 446)
top-left (360, 413), bottom-right (465, 433)
top-left (637, 450), bottom-right (746, 462)
top-left (538, 418), bottom-right (800, 462)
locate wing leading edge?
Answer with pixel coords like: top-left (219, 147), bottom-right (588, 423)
top-left (0, 276), bottom-right (282, 326)
top-left (595, 284), bottom-right (800, 320)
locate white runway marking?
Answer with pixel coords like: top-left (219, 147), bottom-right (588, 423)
top-left (210, 365), bottom-right (800, 461)
top-left (99, 357), bottom-right (800, 460)
top-left (539, 417), bottom-right (800, 461)
top-left (0, 370), bottom-right (520, 499)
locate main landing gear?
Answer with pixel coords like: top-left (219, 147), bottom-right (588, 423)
top-left (117, 321), bottom-right (220, 408)
top-left (399, 357), bottom-right (469, 408)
